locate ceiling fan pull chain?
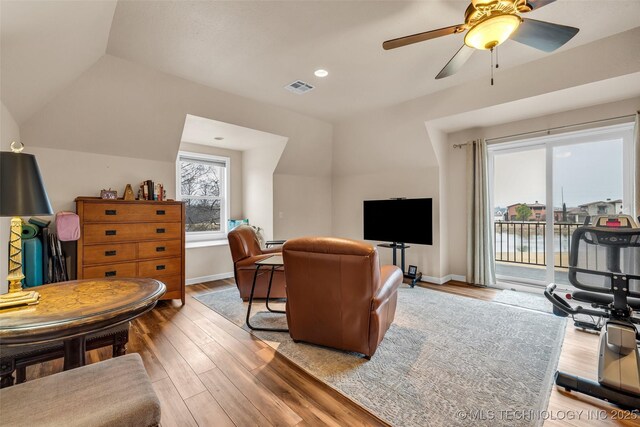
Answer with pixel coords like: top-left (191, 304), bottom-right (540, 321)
top-left (490, 47), bottom-right (494, 86)
top-left (496, 46), bottom-right (499, 69)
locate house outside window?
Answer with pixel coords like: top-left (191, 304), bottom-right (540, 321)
top-left (176, 151), bottom-right (230, 243)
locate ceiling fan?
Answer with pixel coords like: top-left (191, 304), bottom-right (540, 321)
top-left (383, 0), bottom-right (580, 80)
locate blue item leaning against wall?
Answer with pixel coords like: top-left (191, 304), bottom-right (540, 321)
top-left (228, 218), bottom-right (249, 231)
top-left (21, 223), bottom-right (43, 287)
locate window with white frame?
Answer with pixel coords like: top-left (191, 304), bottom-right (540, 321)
top-left (177, 152), bottom-right (230, 241)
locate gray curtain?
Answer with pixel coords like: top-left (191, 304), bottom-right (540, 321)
top-left (635, 112), bottom-right (640, 219)
top-left (466, 139), bottom-right (495, 287)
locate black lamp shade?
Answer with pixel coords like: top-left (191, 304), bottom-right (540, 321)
top-left (0, 151), bottom-right (53, 216)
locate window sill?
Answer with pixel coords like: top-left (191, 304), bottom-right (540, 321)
top-left (185, 239), bottom-right (229, 249)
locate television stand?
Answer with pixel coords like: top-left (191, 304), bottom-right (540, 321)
top-left (377, 243), bottom-right (422, 288)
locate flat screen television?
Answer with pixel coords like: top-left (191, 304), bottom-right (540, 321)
top-left (363, 198), bottom-right (433, 245)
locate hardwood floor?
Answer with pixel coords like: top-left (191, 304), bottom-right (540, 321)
top-left (24, 280), bottom-right (640, 426)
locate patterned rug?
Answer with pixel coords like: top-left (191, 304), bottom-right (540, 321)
top-left (492, 289), bottom-right (602, 325)
top-left (195, 285), bottom-right (566, 427)
top-left (492, 289), bottom-right (555, 314)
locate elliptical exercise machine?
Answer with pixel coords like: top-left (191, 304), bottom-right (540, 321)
top-left (545, 214), bottom-right (640, 409)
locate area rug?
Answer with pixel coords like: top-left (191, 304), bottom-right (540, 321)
top-left (195, 286), bottom-right (566, 427)
top-left (492, 289), bottom-right (555, 315)
top-left (492, 289), bottom-right (601, 325)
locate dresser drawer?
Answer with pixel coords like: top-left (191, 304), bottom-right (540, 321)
top-left (154, 275), bottom-right (183, 294)
top-left (138, 240), bottom-right (182, 259)
top-left (82, 203), bottom-right (182, 223)
top-left (83, 262), bottom-right (137, 279)
top-left (84, 223), bottom-right (182, 244)
top-left (138, 257), bottom-right (181, 277)
top-left (83, 243), bottom-right (136, 265)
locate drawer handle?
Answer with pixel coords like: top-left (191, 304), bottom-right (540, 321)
top-left (105, 271), bottom-right (117, 277)
top-left (156, 210), bottom-right (166, 215)
top-left (105, 230), bottom-right (117, 236)
top-left (105, 250), bottom-right (117, 257)
top-left (156, 228), bottom-right (165, 234)
top-left (156, 265), bottom-right (166, 271)
top-left (156, 246), bottom-right (166, 252)
top-left (105, 209), bottom-right (117, 215)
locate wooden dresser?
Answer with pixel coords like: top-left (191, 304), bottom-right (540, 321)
top-left (75, 197), bottom-right (185, 304)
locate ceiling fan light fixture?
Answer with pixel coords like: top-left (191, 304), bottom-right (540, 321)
top-left (471, 0), bottom-right (499, 11)
top-left (464, 14), bottom-right (521, 50)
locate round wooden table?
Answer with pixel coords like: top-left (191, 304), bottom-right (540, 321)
top-left (0, 278), bottom-right (165, 370)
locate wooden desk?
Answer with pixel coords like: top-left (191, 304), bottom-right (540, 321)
top-left (0, 278), bottom-right (165, 370)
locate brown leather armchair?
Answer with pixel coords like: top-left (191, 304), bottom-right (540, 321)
top-left (282, 237), bottom-right (402, 358)
top-left (228, 225), bottom-right (286, 300)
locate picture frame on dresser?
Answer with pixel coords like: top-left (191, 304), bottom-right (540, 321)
top-left (75, 197), bottom-right (186, 304)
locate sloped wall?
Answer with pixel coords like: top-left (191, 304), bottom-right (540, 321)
top-left (19, 55), bottom-right (333, 281)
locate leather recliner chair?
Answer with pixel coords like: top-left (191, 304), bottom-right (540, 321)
top-left (228, 225), bottom-right (286, 300)
top-left (282, 237), bottom-right (403, 358)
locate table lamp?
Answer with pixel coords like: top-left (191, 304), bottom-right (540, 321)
top-left (0, 142), bottom-right (53, 308)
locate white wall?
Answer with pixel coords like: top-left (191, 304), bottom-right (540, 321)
top-left (20, 54), bottom-right (333, 282)
top-left (1, 101), bottom-right (22, 293)
top-left (26, 147), bottom-right (175, 213)
top-left (427, 127), bottom-right (452, 277)
top-left (274, 174), bottom-right (333, 239)
top-left (332, 168), bottom-right (441, 276)
top-left (244, 143), bottom-right (287, 241)
top-left (1, 101), bottom-right (21, 149)
top-left (21, 54), bottom-right (333, 233)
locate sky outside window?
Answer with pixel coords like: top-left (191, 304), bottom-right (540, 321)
top-left (493, 139), bottom-right (623, 209)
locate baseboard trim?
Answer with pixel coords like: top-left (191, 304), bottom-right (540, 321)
top-left (419, 274), bottom-right (466, 285)
top-left (186, 272), bottom-right (234, 285)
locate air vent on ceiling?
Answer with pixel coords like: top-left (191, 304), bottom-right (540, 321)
top-left (284, 80), bottom-right (315, 95)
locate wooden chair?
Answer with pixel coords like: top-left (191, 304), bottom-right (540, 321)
top-left (0, 322), bottom-right (129, 388)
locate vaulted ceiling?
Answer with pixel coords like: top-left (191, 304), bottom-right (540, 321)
top-left (0, 0), bottom-right (117, 123)
top-left (2, 0), bottom-right (640, 124)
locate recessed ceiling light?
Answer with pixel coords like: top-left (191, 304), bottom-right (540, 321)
top-left (314, 69), bottom-right (329, 78)
top-left (214, 137), bottom-right (224, 141)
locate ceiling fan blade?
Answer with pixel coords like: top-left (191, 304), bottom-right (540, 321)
top-left (435, 45), bottom-right (474, 79)
top-left (383, 24), bottom-right (464, 50)
top-left (519, 0), bottom-right (557, 12)
top-left (511, 18), bottom-right (579, 52)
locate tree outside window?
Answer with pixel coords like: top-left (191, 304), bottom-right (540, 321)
top-left (515, 204), bottom-right (533, 221)
top-left (178, 153), bottom-right (228, 236)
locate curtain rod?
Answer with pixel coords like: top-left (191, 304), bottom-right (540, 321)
top-left (452, 112), bottom-right (637, 148)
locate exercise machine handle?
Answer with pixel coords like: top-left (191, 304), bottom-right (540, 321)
top-left (544, 283), bottom-right (609, 318)
top-left (568, 267), bottom-right (640, 298)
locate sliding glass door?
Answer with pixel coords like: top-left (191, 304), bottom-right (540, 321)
top-left (492, 145), bottom-right (547, 283)
top-left (489, 122), bottom-right (634, 287)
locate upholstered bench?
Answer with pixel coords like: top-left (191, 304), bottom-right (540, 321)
top-left (0, 353), bottom-right (160, 427)
top-left (0, 322), bottom-right (130, 388)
